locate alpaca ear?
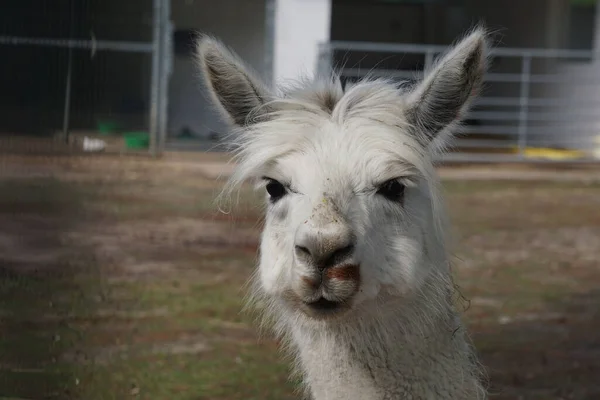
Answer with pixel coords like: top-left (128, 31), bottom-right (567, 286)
top-left (196, 36), bottom-right (274, 126)
top-left (405, 27), bottom-right (488, 145)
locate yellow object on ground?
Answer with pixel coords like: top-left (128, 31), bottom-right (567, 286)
top-left (510, 146), bottom-right (588, 160)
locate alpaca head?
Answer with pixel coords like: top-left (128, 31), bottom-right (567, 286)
top-left (197, 29), bottom-right (488, 323)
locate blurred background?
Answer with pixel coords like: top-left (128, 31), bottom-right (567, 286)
top-left (0, 0), bottom-right (599, 399)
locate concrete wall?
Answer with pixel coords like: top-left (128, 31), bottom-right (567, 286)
top-left (168, 0), bottom-right (267, 139)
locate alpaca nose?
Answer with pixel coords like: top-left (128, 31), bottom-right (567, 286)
top-left (294, 222), bottom-right (355, 270)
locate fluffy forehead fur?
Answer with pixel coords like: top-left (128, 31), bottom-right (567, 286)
top-left (233, 79), bottom-right (430, 188)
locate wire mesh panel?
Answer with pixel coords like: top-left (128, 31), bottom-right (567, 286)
top-left (0, 0), bottom-right (168, 155)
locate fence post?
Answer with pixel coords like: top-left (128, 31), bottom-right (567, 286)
top-left (157, 2), bottom-right (172, 154)
top-left (61, 0), bottom-right (75, 143)
top-left (149, 0), bottom-right (165, 157)
top-left (424, 49), bottom-right (434, 73)
top-left (517, 53), bottom-right (532, 157)
top-left (264, 0), bottom-right (276, 86)
top-left (62, 50), bottom-right (73, 143)
top-left (316, 43), bottom-right (332, 80)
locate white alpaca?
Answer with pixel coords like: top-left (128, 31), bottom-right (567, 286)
top-left (196, 28), bottom-right (489, 400)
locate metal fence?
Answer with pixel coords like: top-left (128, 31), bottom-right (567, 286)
top-left (0, 0), bottom-right (172, 156)
top-left (318, 40), bottom-right (600, 163)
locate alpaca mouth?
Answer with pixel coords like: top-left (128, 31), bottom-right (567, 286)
top-left (302, 297), bottom-right (348, 318)
top-left (306, 297), bottom-right (340, 310)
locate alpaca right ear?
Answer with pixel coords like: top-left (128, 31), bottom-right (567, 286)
top-left (404, 27), bottom-right (488, 145)
top-left (196, 36), bottom-right (273, 126)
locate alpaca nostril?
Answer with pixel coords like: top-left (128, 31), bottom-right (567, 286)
top-left (324, 244), bottom-right (355, 269)
top-left (295, 245), bottom-right (312, 257)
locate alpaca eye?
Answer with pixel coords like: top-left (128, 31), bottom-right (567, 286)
top-left (265, 179), bottom-right (287, 202)
top-left (376, 179), bottom-right (405, 203)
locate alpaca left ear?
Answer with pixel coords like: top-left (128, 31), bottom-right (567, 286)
top-left (196, 36), bottom-right (274, 127)
top-left (405, 27), bottom-right (488, 145)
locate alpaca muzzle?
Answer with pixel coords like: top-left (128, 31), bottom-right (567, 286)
top-left (292, 263), bottom-right (361, 319)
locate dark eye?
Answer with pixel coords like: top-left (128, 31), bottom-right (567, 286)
top-left (265, 179), bottom-right (287, 202)
top-left (376, 179), bottom-right (405, 203)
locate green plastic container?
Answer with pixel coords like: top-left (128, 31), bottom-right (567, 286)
top-left (124, 132), bottom-right (150, 149)
top-left (97, 121), bottom-right (119, 135)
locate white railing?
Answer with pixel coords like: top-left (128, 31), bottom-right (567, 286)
top-left (317, 41), bottom-right (600, 163)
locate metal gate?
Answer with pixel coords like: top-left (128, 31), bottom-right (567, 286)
top-left (317, 41), bottom-right (600, 163)
top-left (0, 0), bottom-right (172, 156)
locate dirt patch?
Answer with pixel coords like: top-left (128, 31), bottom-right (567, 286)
top-left (62, 333), bottom-right (212, 366)
top-left (458, 226), bottom-right (600, 268)
top-left (63, 218), bottom-right (259, 278)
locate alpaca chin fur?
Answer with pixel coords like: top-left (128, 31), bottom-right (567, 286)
top-left (198, 26), bottom-right (491, 399)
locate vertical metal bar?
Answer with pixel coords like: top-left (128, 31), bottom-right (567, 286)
top-left (424, 50), bottom-right (434, 72)
top-left (157, 1), bottom-right (172, 154)
top-left (316, 43), bottom-right (334, 80)
top-left (264, 0), bottom-right (276, 85)
top-left (62, 50), bottom-right (73, 143)
top-left (62, 0), bottom-right (75, 143)
top-left (315, 44), bottom-right (327, 78)
top-left (593, 0), bottom-right (600, 61)
top-left (149, 0), bottom-right (162, 156)
top-left (518, 54), bottom-right (532, 157)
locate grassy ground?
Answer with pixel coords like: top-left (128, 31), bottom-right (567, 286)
top-left (0, 155), bottom-right (599, 400)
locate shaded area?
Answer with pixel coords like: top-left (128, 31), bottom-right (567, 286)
top-left (0, 177), bottom-right (104, 399)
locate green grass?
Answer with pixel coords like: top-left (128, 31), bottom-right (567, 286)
top-left (0, 249), bottom-right (290, 400)
top-left (74, 343), bottom-right (296, 400)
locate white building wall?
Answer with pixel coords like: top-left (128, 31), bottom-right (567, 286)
top-left (272, 0), bottom-right (332, 86)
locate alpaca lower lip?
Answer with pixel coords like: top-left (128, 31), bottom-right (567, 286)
top-left (304, 297), bottom-right (342, 311)
top-left (304, 297), bottom-right (345, 314)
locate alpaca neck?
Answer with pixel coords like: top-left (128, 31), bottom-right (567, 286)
top-left (287, 288), bottom-right (484, 400)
